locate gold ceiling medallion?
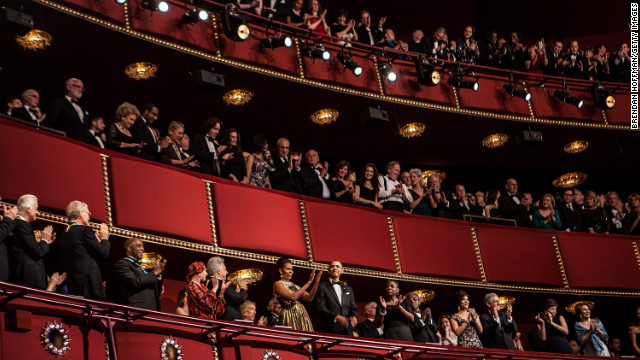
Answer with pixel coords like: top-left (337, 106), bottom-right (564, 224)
top-left (16, 29), bottom-right (53, 51)
top-left (482, 133), bottom-right (508, 148)
top-left (310, 108), bottom-right (339, 125)
top-left (552, 172), bottom-right (588, 188)
top-left (499, 296), bottom-right (515, 309)
top-left (262, 349), bottom-right (281, 360)
top-left (413, 289), bottom-right (435, 303)
top-left (40, 322), bottom-right (70, 356)
top-left (160, 336), bottom-right (183, 360)
top-left (141, 252), bottom-right (164, 270)
top-left (565, 300), bottom-right (595, 314)
top-left (227, 268), bottom-right (263, 285)
top-left (563, 140), bottom-right (589, 154)
top-left (399, 122), bottom-right (425, 138)
top-left (223, 89), bottom-right (254, 105)
top-left (125, 62), bottom-right (158, 80)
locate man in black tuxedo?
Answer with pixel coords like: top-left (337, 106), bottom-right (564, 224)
top-left (498, 178), bottom-right (531, 227)
top-left (517, 193), bottom-right (534, 228)
top-left (269, 137), bottom-right (301, 194)
top-left (563, 40), bottom-right (589, 80)
top-left (557, 189), bottom-right (594, 233)
top-left (265, 297), bottom-right (283, 326)
top-left (404, 293), bottom-right (438, 343)
top-left (355, 10), bottom-right (383, 47)
top-left (545, 40), bottom-right (565, 76)
top-left (9, 194), bottom-right (55, 289)
top-left (86, 115), bottom-right (107, 149)
top-left (479, 292), bottom-right (518, 350)
top-left (12, 89), bottom-right (45, 125)
top-left (454, 184), bottom-right (474, 219)
top-left (355, 302), bottom-right (383, 338)
top-left (426, 174), bottom-right (458, 219)
top-left (296, 149), bottom-right (334, 200)
top-left (609, 42), bottom-right (631, 83)
top-left (262, 0), bottom-right (290, 22)
top-left (112, 238), bottom-right (165, 310)
top-left (315, 260), bottom-right (358, 335)
top-left (424, 26), bottom-right (450, 60)
top-left (59, 200), bottom-right (111, 300)
top-left (48, 78), bottom-right (90, 142)
top-left (191, 117), bottom-right (224, 176)
top-left (132, 103), bottom-right (169, 162)
top-left (206, 256), bottom-right (248, 320)
top-left (408, 29), bottom-right (429, 54)
top-left (0, 203), bottom-right (18, 282)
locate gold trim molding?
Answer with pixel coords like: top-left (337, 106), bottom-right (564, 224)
top-left (100, 154), bottom-right (113, 228)
top-left (552, 235), bottom-right (570, 288)
top-left (299, 201), bottom-right (313, 262)
top-left (387, 216), bottom-right (402, 274)
top-left (205, 180), bottom-right (218, 248)
top-left (469, 227), bottom-right (487, 282)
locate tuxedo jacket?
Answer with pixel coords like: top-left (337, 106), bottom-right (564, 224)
top-left (9, 219), bottom-right (49, 289)
top-left (431, 190), bottom-right (459, 219)
top-left (270, 156), bottom-right (301, 194)
top-left (47, 97), bottom-right (89, 142)
top-left (315, 281), bottom-right (358, 335)
top-left (11, 106), bottom-right (38, 125)
top-left (112, 258), bottom-right (163, 310)
top-left (190, 133), bottom-right (219, 176)
top-left (0, 217), bottom-right (17, 282)
top-left (132, 117), bottom-right (160, 162)
top-left (266, 313), bottom-right (281, 326)
top-left (498, 194), bottom-right (521, 220)
top-left (355, 25), bottom-right (382, 46)
top-left (557, 201), bottom-right (592, 232)
top-left (355, 319), bottom-right (382, 338)
top-left (480, 311), bottom-right (518, 350)
top-left (59, 225), bottom-right (111, 300)
top-left (409, 316), bottom-right (438, 343)
top-left (86, 130), bottom-right (106, 149)
top-left (297, 166), bottom-right (335, 199)
top-left (222, 286), bottom-right (248, 320)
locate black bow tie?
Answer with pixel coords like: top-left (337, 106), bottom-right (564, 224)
top-left (70, 99), bottom-right (79, 104)
top-left (331, 281), bottom-right (341, 285)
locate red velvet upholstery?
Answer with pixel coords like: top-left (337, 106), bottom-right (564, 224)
top-left (109, 155), bottom-right (212, 244)
top-left (214, 182), bottom-right (308, 259)
top-left (305, 201), bottom-right (396, 271)
top-left (59, 0), bottom-right (126, 24)
top-left (0, 119), bottom-right (107, 222)
top-left (529, 85), bottom-right (603, 123)
top-left (393, 216), bottom-right (482, 280)
top-left (457, 75), bottom-right (532, 116)
top-left (475, 226), bottom-right (564, 286)
top-left (116, 332), bottom-right (212, 360)
top-left (384, 61), bottom-right (457, 106)
top-left (607, 93), bottom-right (631, 124)
top-left (303, 46), bottom-right (381, 93)
top-left (557, 232), bottom-right (640, 289)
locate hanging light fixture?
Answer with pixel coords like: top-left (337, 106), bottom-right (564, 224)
top-left (222, 3), bottom-right (251, 42)
top-left (301, 43), bottom-right (330, 61)
top-left (337, 51), bottom-right (362, 76)
top-left (16, 29), bottom-right (52, 51)
top-left (554, 77), bottom-right (583, 109)
top-left (552, 172), bottom-right (588, 188)
top-left (378, 60), bottom-right (397, 82)
top-left (260, 35), bottom-right (293, 49)
top-left (448, 70), bottom-right (479, 91)
top-left (415, 55), bottom-right (441, 87)
top-left (141, 0), bottom-right (169, 13)
top-left (482, 133), bottom-right (508, 148)
top-left (310, 109), bottom-right (339, 125)
top-left (563, 140), bottom-right (589, 154)
top-left (565, 301), bottom-right (595, 314)
top-left (124, 62), bottom-right (158, 80)
top-left (592, 82), bottom-right (616, 109)
top-left (222, 89), bottom-right (253, 105)
top-left (181, 9), bottom-right (209, 24)
top-left (399, 122), bottom-right (425, 138)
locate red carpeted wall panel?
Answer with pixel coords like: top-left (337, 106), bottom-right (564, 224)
top-left (305, 201), bottom-right (396, 271)
top-left (384, 61), bottom-right (457, 106)
top-left (302, 47), bottom-right (381, 93)
top-left (475, 226), bottom-right (565, 286)
top-left (558, 233), bottom-right (640, 289)
top-left (393, 216), bottom-right (481, 280)
top-left (457, 76), bottom-right (532, 116)
top-left (59, 0), bottom-right (126, 24)
top-left (214, 182), bottom-right (308, 259)
top-left (116, 332), bottom-right (212, 360)
top-left (529, 86), bottom-right (603, 123)
top-left (606, 93), bottom-right (631, 124)
top-left (0, 119), bottom-right (107, 222)
top-left (109, 155), bottom-right (212, 244)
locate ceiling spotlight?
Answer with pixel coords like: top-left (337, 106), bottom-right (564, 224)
top-left (554, 90), bottom-right (583, 109)
top-left (592, 83), bottom-right (616, 109)
top-left (261, 35), bottom-right (293, 49)
top-left (337, 52), bottom-right (362, 76)
top-left (503, 84), bottom-right (531, 102)
top-left (448, 74), bottom-right (479, 91)
top-left (302, 44), bottom-right (330, 61)
top-left (115, 0), bottom-right (126, 4)
top-left (182, 9), bottom-right (208, 24)
top-left (222, 3), bottom-right (251, 42)
top-left (415, 56), bottom-right (441, 87)
top-left (379, 61), bottom-right (397, 82)
top-left (141, 0), bottom-right (169, 12)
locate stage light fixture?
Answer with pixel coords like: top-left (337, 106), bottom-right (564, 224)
top-left (261, 35), bottom-right (293, 49)
top-left (181, 9), bottom-right (208, 24)
top-left (115, 0), bottom-right (126, 4)
top-left (141, 0), bottom-right (169, 12)
top-left (554, 90), bottom-right (583, 109)
top-left (591, 83), bottom-right (616, 109)
top-left (337, 52), bottom-right (362, 76)
top-left (415, 56), bottom-right (441, 87)
top-left (448, 74), bottom-right (479, 91)
top-left (302, 44), bottom-right (330, 61)
top-left (503, 84), bottom-right (531, 102)
top-left (379, 61), bottom-right (397, 82)
top-left (222, 3), bottom-right (251, 42)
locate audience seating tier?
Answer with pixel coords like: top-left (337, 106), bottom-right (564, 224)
top-left (109, 155), bottom-right (213, 244)
top-left (456, 74), bottom-right (533, 117)
top-left (383, 61), bottom-right (456, 106)
top-left (393, 216), bottom-right (482, 281)
top-left (475, 226), bottom-right (565, 287)
top-left (529, 85), bottom-right (603, 123)
top-left (214, 182), bottom-right (308, 259)
top-left (0, 120), bottom-right (108, 222)
top-left (305, 201), bottom-right (397, 272)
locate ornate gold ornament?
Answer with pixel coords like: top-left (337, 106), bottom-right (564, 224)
top-left (310, 109), bottom-right (339, 125)
top-left (413, 289), bottom-right (435, 303)
top-left (16, 29), bottom-right (53, 50)
top-left (222, 89), bottom-right (253, 105)
top-left (125, 62), bottom-right (158, 80)
top-left (140, 252), bottom-right (163, 270)
top-left (552, 172), bottom-right (588, 188)
top-left (227, 268), bottom-right (263, 285)
top-left (482, 133), bottom-right (508, 148)
top-left (563, 140), bottom-right (589, 154)
top-left (566, 301), bottom-right (595, 314)
top-left (160, 336), bottom-right (183, 360)
top-left (499, 296), bottom-right (515, 309)
top-left (40, 322), bottom-right (70, 356)
top-left (399, 122), bottom-right (425, 138)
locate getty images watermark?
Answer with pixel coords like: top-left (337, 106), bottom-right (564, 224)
top-left (632, 3), bottom-right (638, 129)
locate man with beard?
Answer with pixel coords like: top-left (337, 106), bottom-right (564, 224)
top-left (48, 78), bottom-right (90, 142)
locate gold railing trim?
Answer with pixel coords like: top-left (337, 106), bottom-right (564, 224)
top-left (552, 235), bottom-right (570, 288)
top-left (100, 154), bottom-right (113, 228)
top-left (299, 200), bottom-right (313, 262)
top-left (470, 227), bottom-right (487, 282)
top-left (387, 216), bottom-right (402, 274)
top-left (205, 180), bottom-right (218, 248)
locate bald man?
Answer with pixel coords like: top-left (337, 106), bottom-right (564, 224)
top-left (112, 238), bottom-right (166, 310)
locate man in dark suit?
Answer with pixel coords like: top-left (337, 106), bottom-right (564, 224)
top-left (205, 256), bottom-right (248, 320)
top-left (265, 297), bottom-right (283, 326)
top-left (296, 149), bottom-right (334, 200)
top-left (132, 103), bottom-right (169, 162)
top-left (480, 292), bottom-right (518, 350)
top-left (112, 238), bottom-right (165, 310)
top-left (557, 189), bottom-right (594, 232)
top-left (59, 200), bottom-right (111, 300)
top-left (404, 293), bottom-right (438, 343)
top-left (47, 78), bottom-right (90, 142)
top-left (0, 203), bottom-right (18, 282)
top-left (426, 174), bottom-right (458, 219)
top-left (12, 89), bottom-right (45, 125)
top-left (563, 40), bottom-right (589, 80)
top-left (354, 10), bottom-right (383, 47)
top-left (190, 117), bottom-right (223, 177)
top-left (86, 115), bottom-right (107, 149)
top-left (498, 178), bottom-right (531, 227)
top-left (408, 29), bottom-right (429, 54)
top-left (315, 260), bottom-right (358, 335)
top-left (355, 302), bottom-right (383, 338)
top-left (9, 194), bottom-right (55, 289)
top-left (270, 137), bottom-right (301, 194)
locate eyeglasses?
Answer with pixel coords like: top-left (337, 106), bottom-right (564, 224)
top-left (70, 84), bottom-right (86, 91)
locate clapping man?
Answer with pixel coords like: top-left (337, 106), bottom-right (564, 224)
top-left (315, 260), bottom-right (358, 335)
top-left (480, 293), bottom-right (518, 350)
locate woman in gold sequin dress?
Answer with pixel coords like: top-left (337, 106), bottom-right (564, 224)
top-left (273, 257), bottom-right (322, 332)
